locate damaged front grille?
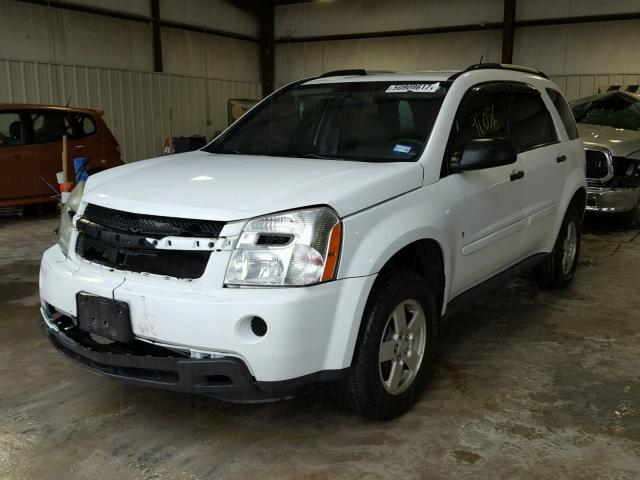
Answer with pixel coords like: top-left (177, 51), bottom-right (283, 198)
top-left (76, 233), bottom-right (211, 278)
top-left (83, 204), bottom-right (225, 238)
top-left (75, 204), bottom-right (225, 279)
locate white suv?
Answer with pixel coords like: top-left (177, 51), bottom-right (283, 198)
top-left (40, 64), bottom-right (587, 419)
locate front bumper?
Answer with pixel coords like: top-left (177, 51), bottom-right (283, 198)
top-left (40, 308), bottom-right (343, 402)
top-left (586, 187), bottom-right (640, 213)
top-left (40, 244), bottom-right (374, 385)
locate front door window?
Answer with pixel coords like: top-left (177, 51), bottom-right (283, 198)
top-left (0, 112), bottom-right (23, 147)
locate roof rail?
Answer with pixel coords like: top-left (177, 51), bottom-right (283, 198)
top-left (318, 69), bottom-right (368, 78)
top-left (448, 63), bottom-right (549, 81)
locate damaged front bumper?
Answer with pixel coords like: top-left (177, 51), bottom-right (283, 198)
top-left (40, 244), bottom-right (374, 384)
top-left (586, 186), bottom-right (640, 213)
top-left (40, 306), bottom-right (344, 403)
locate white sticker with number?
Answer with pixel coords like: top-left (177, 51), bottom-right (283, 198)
top-left (385, 82), bottom-right (440, 93)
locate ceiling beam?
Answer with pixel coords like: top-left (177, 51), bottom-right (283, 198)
top-left (517, 11), bottom-right (640, 27)
top-left (258, 0), bottom-right (276, 97)
top-left (275, 11), bottom-right (640, 44)
top-left (151, 0), bottom-right (163, 73)
top-left (17, 0), bottom-right (258, 42)
top-left (502, 0), bottom-right (516, 63)
top-left (275, 22), bottom-right (503, 43)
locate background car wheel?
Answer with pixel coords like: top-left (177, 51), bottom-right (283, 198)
top-left (626, 200), bottom-right (640, 228)
top-left (334, 270), bottom-right (437, 420)
top-left (534, 206), bottom-right (582, 289)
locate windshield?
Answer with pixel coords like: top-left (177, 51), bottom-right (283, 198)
top-left (571, 92), bottom-right (640, 131)
top-left (205, 80), bottom-right (449, 162)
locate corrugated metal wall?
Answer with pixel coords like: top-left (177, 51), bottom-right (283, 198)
top-left (0, 58), bottom-right (261, 162)
top-left (2, 58), bottom-right (636, 163)
top-left (550, 73), bottom-right (640, 101)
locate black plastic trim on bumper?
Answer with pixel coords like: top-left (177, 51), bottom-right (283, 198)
top-left (40, 316), bottom-right (346, 403)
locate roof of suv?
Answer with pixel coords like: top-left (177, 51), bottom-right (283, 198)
top-left (304, 63), bottom-right (549, 85)
top-left (306, 71), bottom-right (457, 85)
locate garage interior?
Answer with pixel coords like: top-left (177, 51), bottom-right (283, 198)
top-left (1, 0), bottom-right (639, 479)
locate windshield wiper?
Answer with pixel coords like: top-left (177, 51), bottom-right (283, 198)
top-left (301, 153), bottom-right (342, 160)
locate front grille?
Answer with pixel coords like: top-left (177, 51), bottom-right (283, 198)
top-left (83, 204), bottom-right (225, 238)
top-left (75, 204), bottom-right (225, 279)
top-left (585, 149), bottom-right (611, 180)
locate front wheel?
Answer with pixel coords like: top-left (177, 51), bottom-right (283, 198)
top-left (534, 206), bottom-right (582, 289)
top-left (334, 270), bottom-right (437, 420)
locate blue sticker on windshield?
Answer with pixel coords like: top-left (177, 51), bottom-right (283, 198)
top-left (393, 144), bottom-right (412, 154)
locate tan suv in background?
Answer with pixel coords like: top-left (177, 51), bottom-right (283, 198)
top-left (0, 104), bottom-right (123, 208)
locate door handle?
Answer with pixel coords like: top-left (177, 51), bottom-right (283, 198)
top-left (556, 155), bottom-right (567, 163)
top-left (510, 170), bottom-right (525, 181)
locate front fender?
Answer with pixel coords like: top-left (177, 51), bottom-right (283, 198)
top-left (339, 187), bottom-right (453, 311)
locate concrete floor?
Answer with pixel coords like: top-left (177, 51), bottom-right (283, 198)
top-left (1, 214), bottom-right (639, 480)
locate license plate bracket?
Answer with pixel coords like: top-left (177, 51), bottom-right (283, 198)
top-left (76, 292), bottom-right (133, 343)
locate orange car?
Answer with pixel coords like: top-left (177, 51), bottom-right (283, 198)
top-left (0, 104), bottom-right (123, 207)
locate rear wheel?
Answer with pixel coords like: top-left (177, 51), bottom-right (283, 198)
top-left (534, 206), bottom-right (582, 289)
top-left (334, 270), bottom-right (437, 420)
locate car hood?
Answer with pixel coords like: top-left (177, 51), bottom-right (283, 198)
top-left (578, 123), bottom-right (640, 158)
top-left (83, 151), bottom-right (423, 221)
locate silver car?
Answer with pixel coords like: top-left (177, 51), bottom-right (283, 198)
top-left (570, 91), bottom-right (640, 225)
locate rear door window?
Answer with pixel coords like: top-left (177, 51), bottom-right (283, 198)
top-left (546, 88), bottom-right (579, 139)
top-left (31, 111), bottom-right (97, 144)
top-left (509, 84), bottom-right (559, 152)
top-left (0, 112), bottom-right (23, 147)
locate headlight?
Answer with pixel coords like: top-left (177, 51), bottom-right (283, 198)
top-left (224, 207), bottom-right (342, 286)
top-left (58, 181), bottom-right (85, 256)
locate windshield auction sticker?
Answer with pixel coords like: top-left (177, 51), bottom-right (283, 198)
top-left (393, 144), bottom-right (413, 154)
top-left (386, 82), bottom-right (440, 93)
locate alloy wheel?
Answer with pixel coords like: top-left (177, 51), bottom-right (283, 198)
top-left (378, 299), bottom-right (427, 395)
top-left (562, 220), bottom-right (578, 275)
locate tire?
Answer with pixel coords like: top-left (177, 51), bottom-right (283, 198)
top-left (334, 270), bottom-right (437, 420)
top-left (534, 206), bottom-right (582, 289)
top-left (625, 200), bottom-right (640, 228)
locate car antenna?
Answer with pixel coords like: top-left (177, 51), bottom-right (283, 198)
top-left (479, 55), bottom-right (484, 64)
top-left (65, 96), bottom-right (72, 107)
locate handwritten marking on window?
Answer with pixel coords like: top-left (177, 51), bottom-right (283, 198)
top-left (470, 104), bottom-right (499, 136)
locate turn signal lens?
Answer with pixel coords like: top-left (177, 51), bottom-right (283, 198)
top-left (321, 222), bottom-right (342, 281)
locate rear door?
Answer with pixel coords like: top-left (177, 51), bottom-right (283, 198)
top-left (65, 112), bottom-right (100, 163)
top-left (28, 109), bottom-right (66, 197)
top-left (444, 82), bottom-right (526, 297)
top-left (507, 83), bottom-right (564, 253)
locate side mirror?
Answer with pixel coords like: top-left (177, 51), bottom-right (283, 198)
top-left (450, 138), bottom-right (516, 172)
